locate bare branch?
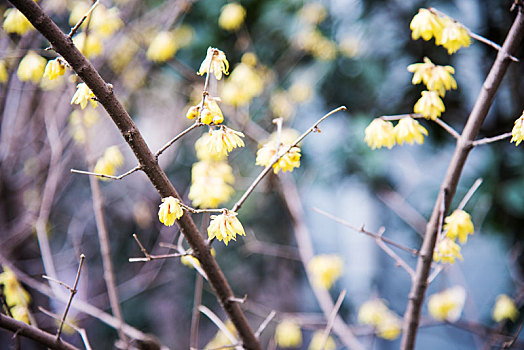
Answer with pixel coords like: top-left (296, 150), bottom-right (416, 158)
top-left (232, 106), bottom-right (347, 213)
top-left (254, 310), bottom-right (276, 338)
top-left (433, 118), bottom-right (461, 140)
top-left (199, 305), bottom-right (240, 348)
top-left (473, 132), bottom-right (512, 146)
top-left (313, 207), bottom-right (419, 256)
top-left (70, 165), bottom-right (141, 180)
top-left (190, 274), bottom-right (203, 349)
top-left (154, 122), bottom-right (203, 159)
top-left (42, 275), bottom-right (72, 291)
top-left (56, 254), bottom-right (85, 342)
top-left (457, 178), bottom-right (483, 211)
top-left (375, 229), bottom-right (415, 279)
top-left (319, 290), bottom-right (347, 349)
top-left (67, 0), bottom-right (99, 38)
top-left (39, 307), bottom-right (93, 350)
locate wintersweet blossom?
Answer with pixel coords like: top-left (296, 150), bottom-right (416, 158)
top-left (394, 117), bottom-right (428, 145)
top-left (358, 299), bottom-right (402, 340)
top-left (274, 319), bottom-right (302, 348)
top-left (492, 294), bottom-right (519, 322)
top-left (158, 196), bottom-right (184, 226)
top-left (255, 141), bottom-right (301, 174)
top-left (308, 255), bottom-right (343, 290)
top-left (218, 3), bottom-right (246, 31)
top-left (0, 266), bottom-right (31, 324)
top-left (308, 330), bottom-right (336, 350)
top-left (71, 82), bottom-right (97, 109)
top-left (206, 126), bottom-right (245, 157)
top-left (17, 51), bottom-right (46, 83)
top-left (410, 8), bottom-right (443, 41)
top-left (181, 248), bottom-right (215, 269)
top-left (414, 90), bottom-right (445, 120)
top-left (437, 17), bottom-right (471, 54)
top-left (511, 112), bottom-right (524, 146)
top-left (364, 118), bottom-right (396, 149)
top-left (407, 57), bottom-right (434, 86)
top-left (195, 133), bottom-right (226, 161)
top-left (222, 54), bottom-right (265, 106)
top-left (207, 210), bottom-right (246, 246)
top-left (198, 47), bottom-right (229, 80)
top-left (93, 146), bottom-right (124, 179)
top-left (189, 161), bottom-right (234, 208)
top-left (433, 237), bottom-right (463, 264)
top-left (444, 209), bottom-right (474, 243)
top-left (186, 97), bottom-right (224, 125)
top-left (72, 32), bottom-right (103, 59)
top-left (408, 57), bottom-right (457, 97)
top-left (146, 31), bottom-right (177, 62)
top-left (3, 8), bottom-right (34, 35)
top-left (43, 58), bottom-right (66, 81)
top-left (428, 286), bottom-right (466, 322)
top-left (104, 146), bottom-right (124, 168)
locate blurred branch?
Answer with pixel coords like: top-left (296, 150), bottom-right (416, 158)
top-left (472, 132), bottom-right (512, 146)
top-left (199, 305), bottom-right (241, 349)
top-left (39, 307), bottom-right (93, 350)
top-left (319, 289), bottom-right (346, 349)
top-left (377, 189), bottom-right (427, 237)
top-left (70, 165), bottom-right (141, 180)
top-left (0, 313), bottom-right (79, 350)
top-left (9, 1), bottom-right (261, 347)
top-left (231, 106), bottom-right (346, 213)
top-left (254, 310), bottom-right (276, 339)
top-left (68, 0), bottom-right (99, 38)
top-left (401, 7), bottom-right (524, 350)
top-left (375, 228), bottom-right (415, 279)
top-left (457, 178), bottom-right (483, 210)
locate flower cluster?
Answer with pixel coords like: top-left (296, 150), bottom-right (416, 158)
top-left (158, 196), bottom-right (184, 226)
top-left (511, 111), bottom-right (524, 146)
top-left (186, 96), bottom-right (224, 125)
top-left (410, 8), bottom-right (471, 54)
top-left (146, 31), bottom-right (177, 62)
top-left (307, 254), bottom-right (343, 290)
top-left (43, 58), bottom-right (66, 81)
top-left (492, 294), bottom-right (519, 323)
top-left (0, 266), bottom-right (31, 324)
top-left (207, 210), bottom-right (246, 246)
top-left (294, 2), bottom-right (336, 61)
top-left (413, 90), bottom-right (446, 120)
top-left (93, 146), bottom-right (124, 179)
top-left (256, 129), bottom-right (302, 174)
top-left (365, 117), bottom-right (428, 149)
top-left (198, 47), bottom-right (230, 80)
top-left (274, 319), bottom-right (302, 348)
top-left (205, 126), bottom-right (245, 158)
top-left (434, 209), bottom-right (474, 264)
top-left (358, 299), bottom-right (402, 340)
top-left (3, 8), bottom-right (34, 35)
top-left (408, 57), bottom-right (457, 97)
top-left (428, 286), bottom-right (466, 322)
top-left (222, 53), bottom-right (266, 107)
top-left (17, 51), bottom-right (46, 84)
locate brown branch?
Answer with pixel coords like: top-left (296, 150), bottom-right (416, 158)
top-left (375, 229), bottom-right (415, 279)
top-left (8, 1), bottom-right (261, 348)
top-left (0, 313), bottom-right (79, 350)
top-left (39, 307), bottom-right (93, 350)
top-left (154, 122), bottom-right (203, 159)
top-left (472, 132), bottom-right (512, 146)
top-left (400, 6), bottom-right (524, 350)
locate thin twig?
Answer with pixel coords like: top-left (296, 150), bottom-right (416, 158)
top-left (67, 0), bottom-right (99, 38)
top-left (254, 311), bottom-right (276, 339)
top-left (473, 132), bottom-right (512, 146)
top-left (375, 229), bottom-right (415, 279)
top-left (39, 307), bottom-right (93, 350)
top-left (132, 234), bottom-right (152, 260)
top-left (433, 118), bottom-right (461, 140)
top-left (501, 318), bottom-right (524, 349)
top-left (198, 305), bottom-right (240, 347)
top-left (56, 254), bottom-right (85, 342)
top-left (319, 290), bottom-right (347, 349)
top-left (42, 275), bottom-right (72, 291)
top-left (154, 122), bottom-right (203, 159)
top-left (313, 207), bottom-right (419, 256)
top-left (70, 165), bottom-right (141, 180)
top-left (179, 203), bottom-right (224, 214)
top-left (232, 106), bottom-right (346, 213)
top-left (457, 178), bottom-right (483, 210)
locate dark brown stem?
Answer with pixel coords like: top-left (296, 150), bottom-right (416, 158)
top-left (400, 6), bottom-right (524, 350)
top-left (0, 313), bottom-right (79, 350)
top-left (8, 1), bottom-right (261, 348)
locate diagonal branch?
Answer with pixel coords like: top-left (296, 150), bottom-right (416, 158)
top-left (401, 6), bottom-right (524, 350)
top-left (8, 1), bottom-right (261, 349)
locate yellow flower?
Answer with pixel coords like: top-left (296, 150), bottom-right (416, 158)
top-left (433, 237), bottom-right (463, 264)
top-left (294, 29), bottom-right (337, 61)
top-left (364, 118), bottom-right (396, 149)
top-left (437, 17), bottom-right (471, 54)
top-left (408, 57), bottom-right (457, 97)
top-left (222, 57), bottom-right (265, 106)
top-left (394, 117), bottom-right (428, 145)
top-left (308, 255), bottom-right (343, 290)
top-left (195, 133), bottom-right (227, 161)
top-left (255, 140), bottom-right (301, 174)
top-left (72, 32), bottom-right (103, 59)
top-left (0, 60), bottom-right (9, 83)
top-left (3, 8), bottom-right (34, 35)
top-left (298, 2), bottom-right (327, 25)
top-left (90, 5), bottom-right (123, 38)
top-left (289, 82), bottom-right (313, 103)
top-left (414, 90), bottom-right (445, 120)
top-left (93, 158), bottom-right (114, 178)
top-left (189, 161), bottom-right (234, 208)
top-left (0, 267), bottom-right (31, 308)
top-left (275, 319), bottom-right (302, 348)
top-left (376, 313), bottom-right (402, 340)
top-left (204, 320), bottom-right (237, 349)
top-left (110, 35), bottom-right (139, 73)
top-left (511, 112), bottom-right (524, 146)
top-left (428, 286), bottom-right (466, 322)
top-left (198, 47), bottom-right (229, 80)
top-left (492, 294), bottom-right (519, 322)
top-left (186, 97), bottom-right (224, 125)
top-left (444, 209), bottom-right (474, 243)
top-left (407, 57), bottom-right (434, 86)
top-left (207, 210), bottom-right (246, 246)
top-left (270, 91), bottom-right (295, 120)
top-left (71, 82), bottom-right (97, 109)
top-left (358, 299), bottom-right (402, 340)
top-left (173, 25), bottom-right (194, 48)
top-left (43, 58), bottom-right (66, 81)
top-left (218, 3), bottom-right (246, 31)
top-left (17, 51), bottom-right (46, 83)
top-left (158, 196), bottom-right (184, 226)
top-left (206, 126), bottom-right (245, 158)
top-left (104, 146), bottom-right (124, 168)
top-left (146, 31), bottom-right (177, 62)
top-left (93, 146), bottom-right (123, 179)
top-left (10, 305), bottom-right (30, 324)
top-left (410, 8), bottom-right (443, 41)
top-left (308, 330), bottom-right (336, 350)
top-left (181, 248), bottom-right (215, 269)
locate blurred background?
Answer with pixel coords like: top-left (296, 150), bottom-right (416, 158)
top-left (0, 0), bottom-right (523, 348)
